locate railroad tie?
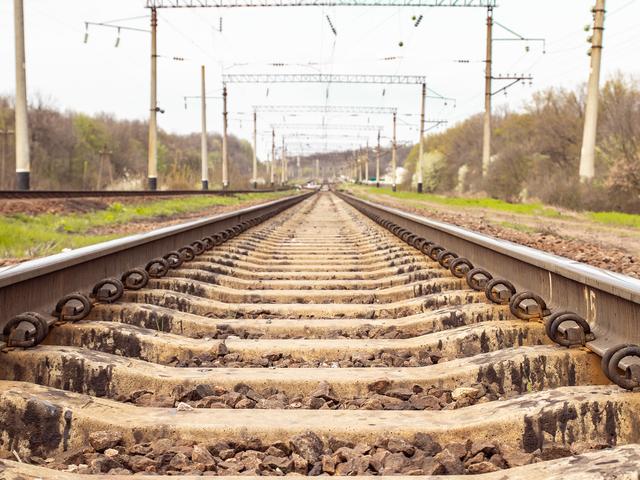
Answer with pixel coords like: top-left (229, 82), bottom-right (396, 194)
top-left (1, 191), bottom-right (639, 478)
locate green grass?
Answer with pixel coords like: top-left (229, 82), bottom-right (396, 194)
top-left (350, 184), bottom-right (640, 231)
top-left (498, 221), bottom-right (537, 233)
top-left (586, 211), bottom-right (640, 229)
top-left (0, 191), bottom-right (295, 259)
top-left (350, 185), bottom-right (562, 218)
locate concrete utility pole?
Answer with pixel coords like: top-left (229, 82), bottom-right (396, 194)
top-left (97, 145), bottom-right (113, 190)
top-left (417, 82), bottom-right (426, 193)
top-left (579, 0), bottom-right (606, 182)
top-left (482, 7), bottom-right (493, 177)
top-left (364, 142), bottom-right (369, 183)
top-left (392, 112), bottom-right (397, 192)
top-left (376, 130), bottom-right (381, 188)
top-left (296, 156), bottom-right (300, 180)
top-left (1, 128), bottom-right (14, 190)
top-left (315, 158), bottom-right (319, 181)
top-left (252, 110), bottom-right (258, 189)
top-left (222, 84), bottom-right (229, 189)
top-left (147, 7), bottom-right (158, 190)
top-left (271, 129), bottom-right (275, 187)
top-left (281, 137), bottom-right (286, 184)
top-left (200, 65), bottom-right (209, 190)
top-left (14, 0), bottom-right (30, 190)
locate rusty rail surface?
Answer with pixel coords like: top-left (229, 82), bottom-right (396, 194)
top-left (0, 189), bottom-right (639, 478)
top-left (0, 188), bottom-right (292, 199)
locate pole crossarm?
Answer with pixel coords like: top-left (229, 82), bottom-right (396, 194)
top-left (284, 133), bottom-right (370, 139)
top-left (271, 123), bottom-right (383, 131)
top-left (490, 74), bottom-right (533, 96)
top-left (253, 105), bottom-right (398, 114)
top-left (223, 74), bottom-right (425, 84)
top-left (147, 0), bottom-right (495, 8)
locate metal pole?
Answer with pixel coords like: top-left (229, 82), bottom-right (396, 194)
top-left (392, 112), bottom-right (397, 192)
top-left (482, 6), bottom-right (493, 178)
top-left (579, 0), bottom-right (606, 182)
top-left (222, 84), bottom-right (229, 189)
top-left (376, 130), bottom-right (381, 188)
top-left (271, 128), bottom-right (275, 188)
top-left (200, 65), bottom-right (208, 190)
top-left (14, 0), bottom-right (30, 190)
top-left (147, 7), bottom-right (158, 191)
top-left (417, 82), bottom-right (426, 193)
top-left (252, 110), bottom-right (258, 189)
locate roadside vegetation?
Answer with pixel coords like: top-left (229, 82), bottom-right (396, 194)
top-left (353, 187), bottom-right (562, 218)
top-left (349, 185), bottom-right (640, 231)
top-left (0, 97), bottom-right (278, 191)
top-left (0, 191), bottom-right (294, 261)
top-left (401, 73), bottom-right (640, 214)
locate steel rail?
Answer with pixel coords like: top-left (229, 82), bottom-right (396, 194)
top-left (335, 190), bottom-right (640, 361)
top-left (0, 191), bottom-right (313, 328)
top-left (0, 188), bottom-right (288, 200)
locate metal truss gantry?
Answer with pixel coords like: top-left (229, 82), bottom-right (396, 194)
top-left (223, 74), bottom-right (425, 85)
top-left (253, 105), bottom-right (398, 115)
top-left (271, 123), bottom-right (383, 131)
top-left (147, 0), bottom-right (495, 8)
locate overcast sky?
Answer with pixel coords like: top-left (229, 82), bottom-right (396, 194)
top-left (1, 1), bottom-right (639, 159)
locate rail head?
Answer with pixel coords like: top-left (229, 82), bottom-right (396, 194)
top-left (0, 191), bottom-right (314, 325)
top-left (336, 190), bottom-right (640, 351)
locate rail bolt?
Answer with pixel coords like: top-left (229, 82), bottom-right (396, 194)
top-left (427, 244), bottom-right (446, 261)
top-left (178, 246), bottom-right (196, 262)
top-left (145, 258), bottom-right (170, 278)
top-left (602, 344), bottom-right (640, 391)
top-left (190, 240), bottom-right (205, 255)
top-left (211, 233), bottom-right (225, 246)
top-left (91, 277), bottom-right (125, 303)
top-left (163, 251), bottom-right (184, 268)
top-left (466, 268), bottom-right (493, 291)
top-left (437, 250), bottom-right (459, 268)
top-left (485, 278), bottom-right (516, 305)
top-left (545, 310), bottom-right (594, 347)
top-left (121, 268), bottom-right (149, 290)
top-left (449, 257), bottom-right (474, 278)
top-left (201, 237), bottom-right (215, 251)
top-left (509, 291), bottom-right (550, 320)
top-left (53, 292), bottom-right (92, 322)
top-left (3, 312), bottom-right (50, 348)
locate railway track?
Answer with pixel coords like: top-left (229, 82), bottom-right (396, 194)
top-left (0, 188), bottom-right (288, 200)
top-left (1, 189), bottom-right (639, 478)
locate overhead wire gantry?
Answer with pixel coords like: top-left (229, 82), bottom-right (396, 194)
top-left (138, 0), bottom-right (496, 191)
top-left (253, 105), bottom-right (398, 115)
top-left (223, 73), bottom-right (430, 190)
top-left (146, 0), bottom-right (495, 8)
